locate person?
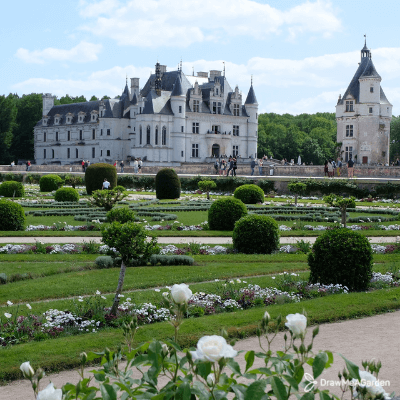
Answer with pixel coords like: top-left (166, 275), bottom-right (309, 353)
top-left (337, 158), bottom-right (342, 177)
top-left (222, 159), bottom-right (227, 176)
top-left (133, 158), bottom-right (138, 174)
top-left (327, 160), bottom-right (333, 177)
top-left (214, 159), bottom-right (219, 174)
top-left (85, 160), bottom-right (89, 171)
top-left (227, 157), bottom-right (233, 176)
top-left (10, 161), bottom-right (15, 167)
top-left (324, 160), bottom-right (329, 177)
top-left (258, 158), bottom-right (263, 175)
top-left (232, 158), bottom-right (237, 176)
top-left (120, 160), bottom-right (124, 173)
top-left (87, 160), bottom-right (90, 167)
top-left (347, 157), bottom-right (354, 178)
top-left (138, 158), bottom-right (143, 173)
top-left (102, 178), bottom-right (110, 190)
top-left (330, 159), bottom-right (336, 177)
top-left (250, 159), bottom-right (256, 176)
top-left (26, 160), bottom-right (31, 171)
top-left (396, 158), bottom-right (400, 166)
top-left (113, 161), bottom-right (117, 168)
top-left (219, 159), bottom-right (224, 176)
top-left (82, 160), bottom-right (85, 172)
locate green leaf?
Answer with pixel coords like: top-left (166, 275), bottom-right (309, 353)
top-left (244, 380), bottom-right (268, 400)
top-left (100, 384), bottom-right (117, 400)
top-left (312, 352), bottom-right (328, 379)
top-left (196, 362), bottom-right (212, 380)
top-left (339, 354), bottom-right (360, 380)
top-left (231, 384), bottom-right (246, 400)
top-left (175, 381), bottom-right (192, 400)
top-left (300, 392), bottom-right (315, 400)
top-left (319, 391), bottom-right (334, 400)
top-left (325, 351), bottom-right (334, 369)
top-left (270, 376), bottom-right (288, 400)
top-left (227, 358), bottom-right (241, 376)
top-left (94, 372), bottom-right (106, 382)
top-left (245, 351), bottom-right (255, 372)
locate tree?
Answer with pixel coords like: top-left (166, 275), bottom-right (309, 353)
top-left (89, 95), bottom-right (99, 101)
top-left (323, 195), bottom-right (356, 227)
top-left (287, 181), bottom-right (306, 205)
top-left (101, 222), bottom-right (159, 314)
top-left (89, 187), bottom-right (127, 211)
top-left (198, 180), bottom-right (216, 200)
top-left (0, 94), bottom-right (18, 164)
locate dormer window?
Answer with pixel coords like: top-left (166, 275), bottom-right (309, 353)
top-left (233, 104), bottom-right (240, 116)
top-left (345, 100), bottom-right (354, 112)
top-left (66, 113), bottom-right (73, 124)
top-left (212, 102), bottom-right (222, 114)
top-left (78, 112), bottom-right (86, 123)
top-left (42, 117), bottom-right (48, 126)
top-left (216, 88), bottom-right (219, 95)
top-left (192, 100), bottom-right (200, 112)
top-left (55, 118), bottom-right (59, 125)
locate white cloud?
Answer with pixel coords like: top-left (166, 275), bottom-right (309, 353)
top-left (78, 0), bottom-right (342, 47)
top-left (15, 41), bottom-right (102, 64)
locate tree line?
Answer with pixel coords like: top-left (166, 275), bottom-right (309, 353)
top-left (0, 91), bottom-right (398, 165)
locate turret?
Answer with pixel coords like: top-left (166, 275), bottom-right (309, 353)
top-left (244, 81), bottom-right (258, 158)
top-left (170, 74), bottom-right (186, 160)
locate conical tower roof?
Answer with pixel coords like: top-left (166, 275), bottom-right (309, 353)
top-left (171, 74), bottom-right (184, 96)
top-left (245, 85), bottom-right (257, 104)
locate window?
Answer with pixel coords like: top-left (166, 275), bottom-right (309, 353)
top-left (79, 116), bottom-right (83, 122)
top-left (370, 87), bottom-right (374, 93)
top-left (67, 148), bottom-right (70, 159)
top-left (181, 126), bottom-right (184, 133)
top-left (179, 106), bottom-right (182, 113)
top-left (139, 126), bottom-right (142, 145)
top-left (346, 125), bottom-right (353, 137)
top-left (55, 132), bottom-right (59, 141)
top-left (107, 129), bottom-right (110, 136)
top-left (233, 104), bottom-right (240, 116)
top-left (192, 144), bottom-right (199, 158)
top-left (233, 145), bottom-right (239, 157)
top-left (369, 107), bottom-right (373, 114)
top-left (101, 129), bottom-right (103, 136)
top-left (345, 100), bottom-right (354, 112)
top-left (107, 150), bottom-right (111, 156)
top-left (382, 151), bottom-right (386, 158)
top-left (146, 126), bottom-right (151, 144)
top-left (212, 102), bottom-right (222, 114)
top-left (52, 149), bottom-right (54, 158)
top-left (216, 88), bottom-right (219, 95)
top-left (233, 125), bottom-right (239, 136)
top-left (155, 126), bottom-right (158, 145)
top-left (79, 130), bottom-right (83, 140)
top-left (67, 131), bottom-right (70, 141)
top-left (193, 100), bottom-right (200, 112)
top-left (345, 146), bottom-right (353, 162)
top-left (92, 129), bottom-right (95, 140)
top-left (181, 151), bottom-right (184, 157)
top-left (192, 122), bottom-right (199, 134)
top-left (44, 149), bottom-right (46, 159)
top-left (92, 147), bottom-right (95, 158)
top-left (212, 125), bottom-right (220, 134)
top-left (76, 149), bottom-right (78, 158)
top-left (100, 150), bottom-right (103, 156)
top-left (162, 126), bottom-right (167, 145)
top-left (43, 132), bottom-right (46, 142)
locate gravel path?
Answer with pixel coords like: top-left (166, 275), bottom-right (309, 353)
top-left (1, 311), bottom-right (399, 399)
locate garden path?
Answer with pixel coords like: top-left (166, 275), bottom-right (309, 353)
top-left (0, 236), bottom-right (398, 244)
top-left (1, 311), bottom-right (399, 399)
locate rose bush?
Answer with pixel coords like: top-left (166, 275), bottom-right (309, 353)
top-left (190, 335), bottom-right (237, 362)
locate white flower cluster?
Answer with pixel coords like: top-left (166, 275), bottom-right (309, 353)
top-left (370, 272), bottom-right (397, 284)
top-left (0, 244), bottom-right (30, 254)
top-left (42, 309), bottom-right (99, 332)
top-left (190, 292), bottom-right (241, 311)
top-left (160, 245), bottom-right (227, 255)
top-left (49, 244), bottom-right (78, 254)
top-left (240, 284), bottom-right (301, 303)
top-left (306, 282), bottom-right (349, 294)
top-left (371, 244), bottom-right (387, 254)
top-left (99, 245), bottom-right (118, 254)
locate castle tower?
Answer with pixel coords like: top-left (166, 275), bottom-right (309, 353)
top-left (336, 38), bottom-right (392, 165)
top-left (244, 80), bottom-right (259, 158)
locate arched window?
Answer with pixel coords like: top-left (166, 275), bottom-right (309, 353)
top-left (146, 126), bottom-right (151, 145)
top-left (162, 126), bottom-right (167, 146)
top-left (139, 126), bottom-right (142, 145)
top-left (155, 126), bottom-right (159, 145)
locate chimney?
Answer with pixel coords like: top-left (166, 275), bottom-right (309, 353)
top-left (209, 70), bottom-right (222, 81)
top-left (42, 93), bottom-right (55, 116)
top-left (131, 78), bottom-right (140, 96)
top-left (197, 72), bottom-right (208, 78)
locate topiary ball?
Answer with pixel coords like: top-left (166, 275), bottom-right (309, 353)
top-left (54, 187), bottom-right (79, 202)
top-left (0, 200), bottom-right (26, 231)
top-left (0, 181), bottom-right (25, 198)
top-left (155, 168), bottom-right (181, 199)
top-left (39, 175), bottom-right (63, 192)
top-left (234, 184), bottom-right (265, 204)
top-left (85, 163), bottom-right (117, 195)
top-left (233, 214), bottom-right (279, 254)
top-left (208, 198), bottom-right (247, 231)
top-left (308, 228), bottom-right (373, 292)
top-left (106, 207), bottom-right (135, 223)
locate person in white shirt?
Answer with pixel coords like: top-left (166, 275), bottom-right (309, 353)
top-left (138, 158), bottom-right (143, 173)
top-left (133, 159), bottom-right (138, 174)
top-left (102, 178), bottom-right (110, 190)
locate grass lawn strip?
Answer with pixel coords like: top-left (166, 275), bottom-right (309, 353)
top-left (1, 287), bottom-right (400, 384)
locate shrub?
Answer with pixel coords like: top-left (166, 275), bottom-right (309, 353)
top-left (90, 188), bottom-right (128, 211)
top-left (149, 255), bottom-right (194, 266)
top-left (106, 207), bottom-right (135, 223)
top-left (94, 256), bottom-right (115, 269)
top-left (232, 214), bottom-right (279, 254)
top-left (85, 163), bottom-right (117, 195)
top-left (0, 181), bottom-right (24, 198)
top-left (54, 187), bottom-right (79, 203)
top-left (64, 175), bottom-right (83, 188)
top-left (155, 168), bottom-right (181, 199)
top-left (287, 181), bottom-right (307, 205)
top-left (0, 200), bottom-right (26, 231)
top-left (234, 184), bottom-right (264, 204)
top-left (39, 174), bottom-right (63, 192)
top-left (208, 198), bottom-right (247, 230)
top-left (257, 180), bottom-right (275, 194)
top-left (308, 228), bottom-right (373, 291)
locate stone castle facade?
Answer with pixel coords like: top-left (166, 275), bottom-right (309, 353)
top-left (336, 40), bottom-right (392, 165)
top-left (34, 64), bottom-right (258, 166)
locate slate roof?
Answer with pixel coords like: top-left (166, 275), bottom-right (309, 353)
top-left (245, 85), bottom-right (258, 104)
top-left (171, 75), bottom-right (184, 96)
top-left (142, 90), bottom-right (173, 115)
top-left (141, 70), bottom-right (192, 97)
top-left (338, 56), bottom-right (383, 105)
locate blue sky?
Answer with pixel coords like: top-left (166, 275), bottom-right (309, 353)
top-left (2, 0), bottom-right (400, 115)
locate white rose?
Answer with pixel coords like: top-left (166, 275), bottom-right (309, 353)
top-left (37, 383), bottom-right (62, 400)
top-left (357, 371), bottom-right (390, 399)
top-left (20, 361), bottom-right (34, 378)
top-left (190, 335), bottom-right (237, 362)
top-left (161, 343), bottom-right (169, 356)
top-left (170, 284), bottom-right (192, 304)
top-left (285, 313), bottom-right (307, 338)
top-left (206, 373), bottom-right (215, 386)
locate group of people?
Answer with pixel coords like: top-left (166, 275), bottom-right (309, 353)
top-left (113, 160), bottom-right (126, 173)
top-left (213, 158), bottom-right (238, 176)
top-left (131, 158), bottom-right (143, 174)
top-left (81, 160), bottom-right (91, 172)
top-left (323, 158), bottom-right (355, 178)
top-left (250, 158), bottom-right (264, 176)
